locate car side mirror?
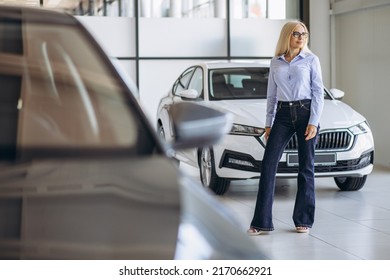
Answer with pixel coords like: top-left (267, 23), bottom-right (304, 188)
top-left (169, 102), bottom-right (232, 150)
top-left (330, 88), bottom-right (345, 100)
top-left (178, 89), bottom-right (200, 99)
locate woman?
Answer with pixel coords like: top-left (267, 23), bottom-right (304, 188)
top-left (248, 21), bottom-right (324, 235)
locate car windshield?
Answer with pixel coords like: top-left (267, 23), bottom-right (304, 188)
top-left (209, 67), bottom-right (332, 100)
top-left (0, 11), bottom-right (157, 161)
top-left (209, 67), bottom-right (269, 100)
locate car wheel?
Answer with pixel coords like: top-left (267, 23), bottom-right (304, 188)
top-left (334, 176), bottom-right (367, 191)
top-left (157, 123), bottom-right (165, 140)
top-left (199, 147), bottom-right (230, 195)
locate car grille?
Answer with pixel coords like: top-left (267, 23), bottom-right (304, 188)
top-left (285, 130), bottom-right (353, 151)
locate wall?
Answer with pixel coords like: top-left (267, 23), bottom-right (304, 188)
top-left (309, 0), bottom-right (331, 88)
top-left (76, 16), bottom-right (138, 97)
top-left (331, 0), bottom-right (390, 168)
top-left (137, 17), bottom-right (228, 125)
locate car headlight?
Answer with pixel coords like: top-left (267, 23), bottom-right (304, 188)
top-left (349, 121), bottom-right (370, 135)
top-left (230, 124), bottom-right (265, 136)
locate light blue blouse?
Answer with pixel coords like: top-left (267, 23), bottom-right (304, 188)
top-left (265, 51), bottom-right (324, 127)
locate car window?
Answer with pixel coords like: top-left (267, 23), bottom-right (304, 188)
top-left (172, 67), bottom-right (194, 96)
top-left (209, 67), bottom-right (269, 100)
top-left (187, 67), bottom-right (203, 98)
top-left (0, 14), bottom-right (157, 160)
top-left (208, 67), bottom-right (332, 101)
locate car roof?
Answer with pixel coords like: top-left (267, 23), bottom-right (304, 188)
top-left (199, 60), bottom-right (271, 70)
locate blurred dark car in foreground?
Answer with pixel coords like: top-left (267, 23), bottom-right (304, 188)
top-left (0, 6), bottom-right (265, 260)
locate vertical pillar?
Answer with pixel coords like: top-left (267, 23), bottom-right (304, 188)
top-left (184, 0), bottom-right (194, 18)
top-left (214, 0), bottom-right (226, 18)
top-left (170, 0), bottom-right (182, 17)
top-left (88, 0), bottom-right (95, 16)
top-left (127, 0), bottom-right (135, 17)
top-left (141, 0), bottom-right (152, 17)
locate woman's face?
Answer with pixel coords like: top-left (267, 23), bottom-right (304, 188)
top-left (290, 24), bottom-right (307, 50)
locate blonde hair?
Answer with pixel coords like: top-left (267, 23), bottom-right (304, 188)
top-left (274, 21), bottom-right (311, 57)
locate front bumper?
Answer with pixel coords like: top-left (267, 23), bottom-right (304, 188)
top-left (219, 149), bottom-right (374, 179)
top-left (214, 132), bottom-right (375, 180)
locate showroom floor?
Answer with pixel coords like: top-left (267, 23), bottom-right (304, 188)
top-left (181, 165), bottom-right (390, 260)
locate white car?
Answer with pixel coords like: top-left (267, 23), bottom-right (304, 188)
top-left (157, 61), bottom-right (375, 195)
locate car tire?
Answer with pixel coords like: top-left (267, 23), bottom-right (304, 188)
top-left (334, 176), bottom-right (367, 191)
top-left (199, 147), bottom-right (230, 195)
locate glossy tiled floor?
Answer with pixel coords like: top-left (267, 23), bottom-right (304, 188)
top-left (181, 165), bottom-right (390, 260)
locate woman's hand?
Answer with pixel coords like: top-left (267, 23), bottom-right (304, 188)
top-left (305, 124), bottom-right (318, 141)
top-left (264, 127), bottom-right (271, 141)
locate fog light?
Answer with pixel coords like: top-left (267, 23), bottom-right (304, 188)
top-left (228, 158), bottom-right (255, 167)
top-left (359, 154), bottom-right (371, 165)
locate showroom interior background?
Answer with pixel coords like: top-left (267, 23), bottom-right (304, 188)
top-left (77, 0), bottom-right (390, 169)
top-left (7, 0), bottom-right (387, 167)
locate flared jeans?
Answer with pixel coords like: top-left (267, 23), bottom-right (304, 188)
top-left (250, 99), bottom-right (318, 231)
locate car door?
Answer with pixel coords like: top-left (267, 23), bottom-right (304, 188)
top-left (159, 67), bottom-right (195, 144)
top-left (170, 67), bottom-right (204, 165)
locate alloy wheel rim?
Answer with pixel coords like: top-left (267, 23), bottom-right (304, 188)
top-left (159, 126), bottom-right (165, 139)
top-left (200, 148), bottom-right (212, 187)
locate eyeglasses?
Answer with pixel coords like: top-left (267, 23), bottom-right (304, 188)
top-left (292, 31), bottom-right (309, 38)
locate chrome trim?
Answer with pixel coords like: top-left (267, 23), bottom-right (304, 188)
top-left (285, 129), bottom-right (354, 152)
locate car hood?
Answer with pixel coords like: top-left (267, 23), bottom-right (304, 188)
top-left (206, 99), bottom-right (366, 130)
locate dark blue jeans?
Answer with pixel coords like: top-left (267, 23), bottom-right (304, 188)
top-left (251, 100), bottom-right (318, 231)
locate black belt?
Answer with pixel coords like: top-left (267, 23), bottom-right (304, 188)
top-left (278, 99), bottom-right (311, 107)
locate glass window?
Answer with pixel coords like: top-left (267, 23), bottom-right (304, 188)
top-left (172, 67), bottom-right (194, 95)
top-left (0, 14), bottom-right (157, 159)
top-left (209, 67), bottom-right (269, 100)
top-left (140, 0), bottom-right (225, 18)
top-left (58, 0), bottom-right (300, 19)
top-left (231, 0), bottom-right (299, 20)
top-left (104, 0), bottom-right (136, 17)
top-left (187, 67), bottom-right (203, 98)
